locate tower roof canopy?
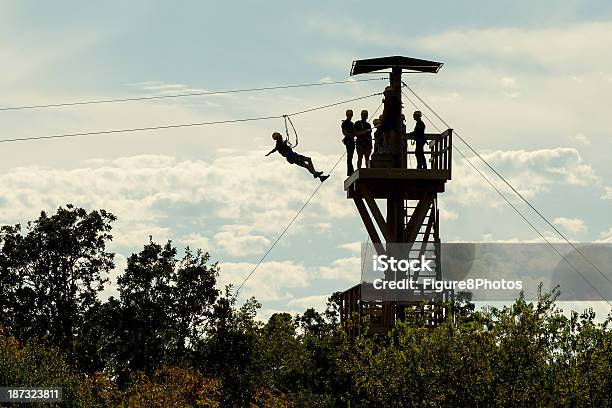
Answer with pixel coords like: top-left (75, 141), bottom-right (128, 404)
top-left (350, 56), bottom-right (443, 75)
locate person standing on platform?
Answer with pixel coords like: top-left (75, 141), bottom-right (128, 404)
top-left (379, 86), bottom-right (402, 150)
top-left (354, 109), bottom-right (373, 169)
top-left (378, 114), bottom-right (391, 151)
top-left (372, 118), bottom-right (383, 153)
top-left (413, 111), bottom-right (427, 169)
top-left (401, 113), bottom-right (408, 160)
top-left (341, 109), bottom-right (356, 176)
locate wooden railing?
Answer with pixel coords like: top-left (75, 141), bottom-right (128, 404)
top-left (335, 283), bottom-right (454, 335)
top-left (406, 129), bottom-right (453, 178)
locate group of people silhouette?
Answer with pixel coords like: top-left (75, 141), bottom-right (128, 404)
top-left (341, 86), bottom-right (428, 176)
top-left (265, 85), bottom-right (427, 181)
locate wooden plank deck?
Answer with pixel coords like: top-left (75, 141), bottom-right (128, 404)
top-left (344, 168), bottom-right (451, 192)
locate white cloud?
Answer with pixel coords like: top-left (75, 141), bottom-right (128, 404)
top-left (100, 253), bottom-right (128, 301)
top-left (414, 22), bottom-right (612, 70)
top-left (602, 187), bottom-right (612, 200)
top-left (218, 261), bottom-right (310, 301)
top-left (573, 134), bottom-right (591, 145)
top-left (181, 232), bottom-right (211, 252)
top-left (287, 294), bottom-right (329, 311)
top-left (504, 91), bottom-right (521, 99)
top-left (214, 225), bottom-right (271, 257)
top-left (553, 217), bottom-right (587, 234)
top-left (316, 222), bottom-right (333, 232)
top-left (113, 224), bottom-right (172, 248)
top-left (308, 19), bottom-right (612, 80)
top-left (0, 151), bottom-right (352, 251)
top-left (448, 147), bottom-right (600, 209)
top-left (500, 76), bottom-right (521, 98)
top-left (484, 148), bottom-right (598, 187)
top-left (317, 256), bottom-right (361, 281)
top-left (126, 80), bottom-right (228, 97)
top-left (438, 200), bottom-right (458, 221)
top-left (555, 301), bottom-right (611, 322)
top-left (304, 19), bottom-right (612, 173)
top-left (468, 234), bottom-right (567, 244)
top-left (597, 228), bottom-right (612, 243)
top-left (338, 241), bottom-right (362, 254)
top-left (256, 308), bottom-right (300, 323)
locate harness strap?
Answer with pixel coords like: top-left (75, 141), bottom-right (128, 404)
top-left (283, 114), bottom-right (299, 148)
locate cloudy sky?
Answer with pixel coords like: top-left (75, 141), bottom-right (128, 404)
top-left (1, 1), bottom-right (611, 318)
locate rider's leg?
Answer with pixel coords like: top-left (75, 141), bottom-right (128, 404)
top-left (300, 157), bottom-right (318, 175)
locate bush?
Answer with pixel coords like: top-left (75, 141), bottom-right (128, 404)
top-left (0, 326), bottom-right (85, 407)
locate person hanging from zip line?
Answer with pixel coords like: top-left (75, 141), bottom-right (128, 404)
top-left (265, 132), bottom-right (330, 182)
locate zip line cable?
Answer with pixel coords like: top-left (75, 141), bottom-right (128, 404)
top-left (0, 78), bottom-right (386, 112)
top-left (361, 236), bottom-right (370, 279)
top-left (454, 142), bottom-right (612, 307)
top-left (402, 82), bottom-right (612, 287)
top-left (370, 102), bottom-right (384, 121)
top-left (1, 90), bottom-right (382, 297)
top-left (0, 93), bottom-right (381, 145)
top-left (403, 91), bottom-right (612, 306)
top-left (0, 116), bottom-right (280, 144)
top-left (238, 90), bottom-right (611, 304)
top-left (235, 100), bottom-right (383, 297)
top-left (289, 93), bottom-right (381, 116)
top-left (234, 150), bottom-right (347, 297)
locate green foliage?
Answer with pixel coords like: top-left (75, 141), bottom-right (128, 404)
top-left (109, 238), bottom-right (220, 385)
top-left (1, 206), bottom-right (611, 407)
top-left (116, 365), bottom-right (221, 408)
top-left (340, 292), bottom-right (612, 407)
top-left (0, 326), bottom-right (86, 407)
top-left (0, 204), bottom-right (115, 360)
top-left (196, 290), bottom-right (263, 406)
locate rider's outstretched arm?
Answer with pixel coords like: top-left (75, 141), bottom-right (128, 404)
top-left (265, 147), bottom-right (277, 157)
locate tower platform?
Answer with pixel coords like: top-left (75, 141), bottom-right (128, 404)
top-left (345, 168), bottom-right (449, 199)
top-left (337, 55), bottom-right (453, 334)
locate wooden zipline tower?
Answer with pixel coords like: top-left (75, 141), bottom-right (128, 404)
top-left (337, 56), bottom-right (453, 334)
